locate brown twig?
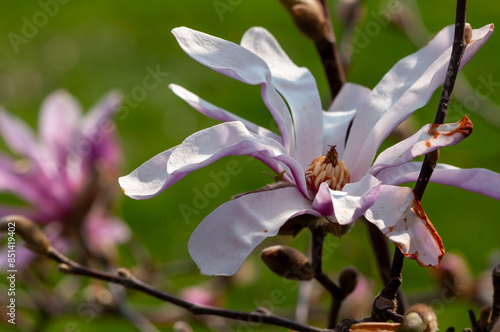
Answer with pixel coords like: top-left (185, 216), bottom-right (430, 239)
top-left (311, 225), bottom-right (344, 328)
top-left (372, 0), bottom-right (468, 321)
top-left (316, 0), bottom-right (346, 99)
top-left (42, 247), bottom-right (330, 332)
top-left (366, 221), bottom-right (408, 315)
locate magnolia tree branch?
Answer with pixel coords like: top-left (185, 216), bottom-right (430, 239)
top-left (311, 225), bottom-right (345, 328)
top-left (373, 0), bottom-right (468, 321)
top-left (365, 220), bottom-right (408, 315)
top-left (317, 0), bottom-right (346, 99)
top-left (40, 247), bottom-right (331, 332)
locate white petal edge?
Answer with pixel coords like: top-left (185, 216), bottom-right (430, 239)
top-left (369, 116), bottom-right (473, 176)
top-left (324, 83), bottom-right (371, 157)
top-left (364, 185), bottom-right (444, 267)
top-left (120, 121), bottom-right (309, 199)
top-left (188, 186), bottom-right (321, 275)
top-left (169, 83), bottom-right (281, 142)
top-left (313, 174), bottom-right (381, 225)
top-left (344, 24), bottom-right (493, 181)
top-left (171, 27), bottom-right (296, 156)
top-left (376, 162), bottom-right (500, 200)
top-left (241, 27), bottom-right (323, 168)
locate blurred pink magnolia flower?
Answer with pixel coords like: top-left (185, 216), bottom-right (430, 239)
top-left (0, 90), bottom-right (130, 264)
top-left (120, 24), bottom-right (498, 276)
top-left (180, 286), bottom-right (215, 307)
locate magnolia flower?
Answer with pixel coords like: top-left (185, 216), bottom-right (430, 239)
top-left (0, 91), bottom-right (130, 264)
top-left (120, 24), bottom-right (497, 276)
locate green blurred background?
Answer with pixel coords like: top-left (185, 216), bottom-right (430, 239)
top-left (1, 0), bottom-right (499, 330)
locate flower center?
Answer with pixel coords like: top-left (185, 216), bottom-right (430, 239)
top-left (304, 146), bottom-right (350, 193)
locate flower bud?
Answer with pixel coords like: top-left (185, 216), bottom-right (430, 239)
top-left (465, 23), bottom-right (473, 44)
top-left (261, 245), bottom-right (314, 281)
top-left (116, 267), bottom-right (132, 278)
top-left (278, 0), bottom-right (327, 42)
top-left (58, 263), bottom-right (73, 274)
top-left (0, 215), bottom-right (51, 254)
top-left (338, 266), bottom-right (359, 296)
top-left (402, 304), bottom-right (438, 332)
top-left (173, 321), bottom-right (193, 332)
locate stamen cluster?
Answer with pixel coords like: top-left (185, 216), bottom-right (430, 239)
top-left (305, 146), bottom-right (350, 193)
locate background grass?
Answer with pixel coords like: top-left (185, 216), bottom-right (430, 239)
top-left (1, 0), bottom-right (499, 330)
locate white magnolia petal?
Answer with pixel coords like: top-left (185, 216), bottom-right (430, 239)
top-left (172, 27), bottom-right (295, 154)
top-left (312, 182), bottom-right (334, 216)
top-left (364, 185), bottom-right (444, 267)
top-left (323, 110), bottom-right (355, 158)
top-left (169, 84), bottom-right (280, 141)
top-left (324, 83), bottom-right (371, 157)
top-left (314, 174), bottom-right (381, 225)
top-left (167, 121), bottom-right (308, 195)
top-left (344, 24), bottom-right (493, 180)
top-left (327, 83), bottom-right (372, 113)
top-left (39, 90), bottom-right (82, 164)
top-left (377, 162), bottom-right (500, 200)
top-left (120, 122), bottom-right (309, 199)
top-left (188, 186), bottom-right (321, 275)
top-left (369, 116), bottom-right (473, 176)
top-left (119, 147), bottom-right (179, 199)
top-left (241, 27), bottom-right (323, 168)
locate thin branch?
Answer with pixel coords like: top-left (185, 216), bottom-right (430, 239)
top-left (42, 247), bottom-right (330, 332)
top-left (365, 216), bottom-right (408, 315)
top-left (373, 0), bottom-right (468, 320)
top-left (316, 0), bottom-right (346, 99)
top-left (367, 222), bottom-right (392, 284)
top-left (311, 226), bottom-right (344, 328)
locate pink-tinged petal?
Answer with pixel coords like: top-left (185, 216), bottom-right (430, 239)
top-left (0, 245), bottom-right (37, 270)
top-left (188, 186), bottom-right (321, 275)
top-left (324, 83), bottom-right (371, 157)
top-left (0, 206), bottom-right (41, 221)
top-left (77, 91), bottom-right (122, 165)
top-left (323, 110), bottom-right (355, 157)
top-left (85, 214), bottom-right (131, 248)
top-left (167, 121), bottom-right (309, 195)
top-left (364, 185), bottom-right (444, 267)
top-left (0, 108), bottom-right (41, 162)
top-left (180, 286), bottom-right (214, 306)
top-left (82, 91), bottom-right (122, 134)
top-left (0, 155), bottom-right (61, 215)
top-left (120, 122), bottom-right (309, 199)
top-left (70, 91), bottom-right (122, 187)
top-left (169, 84), bottom-right (281, 142)
top-left (241, 27), bottom-right (323, 168)
top-left (172, 27), bottom-right (295, 156)
top-left (344, 24), bottom-right (493, 181)
top-left (312, 183), bottom-right (334, 216)
top-left (119, 147), bottom-right (178, 199)
top-left (369, 116), bottom-right (473, 176)
top-left (313, 174), bottom-right (381, 224)
top-left (39, 90), bottom-right (82, 165)
top-left (377, 162), bottom-right (500, 200)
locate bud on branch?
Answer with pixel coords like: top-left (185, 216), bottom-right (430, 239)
top-left (0, 215), bottom-right (51, 254)
top-left (261, 245), bottom-right (315, 281)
